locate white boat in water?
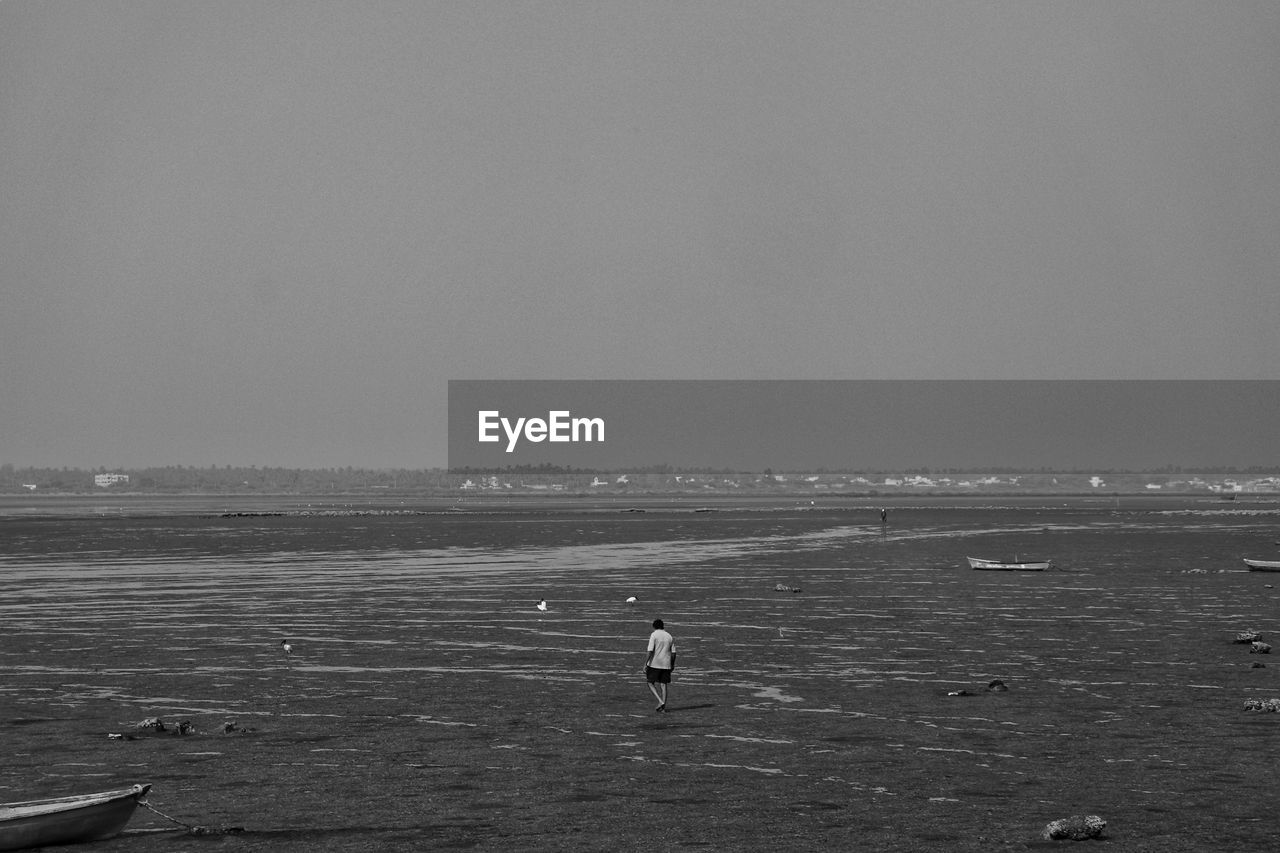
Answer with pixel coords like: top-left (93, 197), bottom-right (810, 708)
top-left (1244, 558), bottom-right (1280, 572)
top-left (967, 556), bottom-right (1051, 571)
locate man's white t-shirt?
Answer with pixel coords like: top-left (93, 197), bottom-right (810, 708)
top-left (647, 629), bottom-right (675, 669)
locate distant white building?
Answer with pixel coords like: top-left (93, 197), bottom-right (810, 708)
top-left (1089, 476), bottom-right (1105, 488)
top-left (94, 473), bottom-right (129, 487)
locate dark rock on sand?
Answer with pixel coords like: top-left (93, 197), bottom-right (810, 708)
top-left (187, 825), bottom-right (245, 836)
top-left (1251, 641), bottom-right (1271, 654)
top-left (1042, 814), bottom-right (1106, 840)
top-left (1234, 631), bottom-right (1263, 644)
top-left (947, 679), bottom-right (1008, 697)
top-left (134, 716), bottom-right (194, 735)
top-left (1243, 698), bottom-right (1280, 712)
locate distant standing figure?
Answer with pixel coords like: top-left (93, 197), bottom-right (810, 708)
top-left (645, 619), bottom-right (676, 712)
top-left (880, 508), bottom-right (887, 525)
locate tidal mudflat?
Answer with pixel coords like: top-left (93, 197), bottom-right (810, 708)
top-left (2, 494), bottom-right (1279, 851)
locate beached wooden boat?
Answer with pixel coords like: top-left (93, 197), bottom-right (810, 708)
top-left (968, 556), bottom-right (1051, 571)
top-left (1244, 558), bottom-right (1280, 572)
top-left (0, 784), bottom-right (150, 851)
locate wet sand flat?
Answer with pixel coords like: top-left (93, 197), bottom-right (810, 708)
top-left (3, 495), bottom-right (1280, 851)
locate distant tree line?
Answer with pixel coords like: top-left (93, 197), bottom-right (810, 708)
top-left (2, 462), bottom-right (1277, 495)
top-left (0, 464), bottom-right (453, 493)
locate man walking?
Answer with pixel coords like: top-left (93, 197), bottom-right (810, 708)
top-left (645, 618), bottom-right (676, 712)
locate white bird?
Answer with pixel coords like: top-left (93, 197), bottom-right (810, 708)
top-left (536, 599), bottom-right (547, 612)
top-left (280, 639), bottom-right (293, 655)
top-left (626, 596), bottom-right (637, 605)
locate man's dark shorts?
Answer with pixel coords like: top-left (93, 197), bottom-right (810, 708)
top-left (645, 666), bottom-right (672, 684)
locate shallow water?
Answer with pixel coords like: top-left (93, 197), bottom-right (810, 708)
top-left (3, 495), bottom-right (1280, 850)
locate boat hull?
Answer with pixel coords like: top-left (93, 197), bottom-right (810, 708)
top-left (0, 784), bottom-right (150, 851)
top-left (967, 556), bottom-right (1051, 571)
top-left (1244, 558), bottom-right (1280, 572)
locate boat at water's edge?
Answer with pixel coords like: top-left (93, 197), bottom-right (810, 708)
top-left (1244, 558), bottom-right (1280, 572)
top-left (0, 784), bottom-right (150, 851)
top-left (968, 556), bottom-right (1051, 571)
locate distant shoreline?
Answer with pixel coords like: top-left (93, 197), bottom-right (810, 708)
top-left (5, 466), bottom-right (1279, 499)
top-left (2, 486), bottom-right (1276, 498)
top-left (2, 488), bottom-right (1275, 521)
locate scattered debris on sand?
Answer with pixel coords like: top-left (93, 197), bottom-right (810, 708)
top-left (947, 679), bottom-right (1008, 697)
top-left (132, 717), bottom-right (194, 735)
top-left (1243, 698), bottom-right (1280, 712)
top-left (1042, 814), bottom-right (1106, 840)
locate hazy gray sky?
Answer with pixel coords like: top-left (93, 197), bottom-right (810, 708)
top-left (3, 2), bottom-right (1278, 469)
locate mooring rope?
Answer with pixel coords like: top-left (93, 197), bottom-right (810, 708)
top-left (139, 799), bottom-right (193, 828)
top-left (139, 798), bottom-right (244, 836)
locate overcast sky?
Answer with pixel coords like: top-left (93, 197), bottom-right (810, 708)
top-left (3, 2), bottom-right (1277, 470)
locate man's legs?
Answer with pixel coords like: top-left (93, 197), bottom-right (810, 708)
top-left (648, 676), bottom-right (668, 710)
